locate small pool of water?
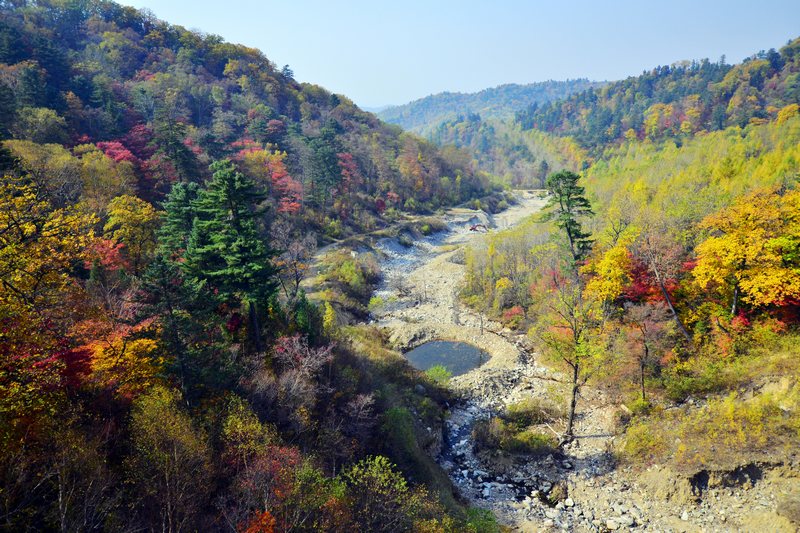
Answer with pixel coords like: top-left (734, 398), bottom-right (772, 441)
top-left (404, 341), bottom-right (487, 376)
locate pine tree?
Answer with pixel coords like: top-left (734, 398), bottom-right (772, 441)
top-left (158, 181), bottom-right (200, 257)
top-left (184, 159), bottom-right (277, 352)
top-left (136, 254), bottom-right (225, 402)
top-left (543, 170), bottom-right (593, 265)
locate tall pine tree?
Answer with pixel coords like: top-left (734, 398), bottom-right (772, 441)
top-left (543, 170), bottom-right (593, 265)
top-left (184, 159), bottom-right (277, 352)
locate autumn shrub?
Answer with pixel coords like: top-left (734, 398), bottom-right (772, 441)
top-left (662, 359), bottom-right (736, 402)
top-left (619, 421), bottom-right (667, 463)
top-left (673, 393), bottom-right (796, 468)
top-left (626, 397), bottom-right (652, 416)
top-left (500, 305), bottom-right (525, 328)
top-left (619, 389), bottom-right (800, 470)
top-left (340, 455), bottom-right (427, 533)
top-left (504, 429), bottom-right (558, 455)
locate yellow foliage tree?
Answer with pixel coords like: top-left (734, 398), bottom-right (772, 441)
top-left (582, 244), bottom-right (632, 305)
top-left (104, 194), bottom-right (160, 274)
top-left (90, 335), bottom-right (162, 397)
top-left (0, 174), bottom-right (96, 441)
top-left (693, 188), bottom-right (800, 311)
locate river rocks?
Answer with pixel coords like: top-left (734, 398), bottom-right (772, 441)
top-left (617, 513), bottom-right (635, 527)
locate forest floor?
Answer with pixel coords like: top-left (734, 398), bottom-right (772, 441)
top-left (364, 192), bottom-right (798, 532)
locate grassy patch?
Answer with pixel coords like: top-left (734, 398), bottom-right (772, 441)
top-left (424, 365), bottom-right (452, 386)
top-left (473, 417), bottom-right (558, 456)
top-left (504, 397), bottom-right (565, 427)
top-left (619, 389), bottom-right (800, 471)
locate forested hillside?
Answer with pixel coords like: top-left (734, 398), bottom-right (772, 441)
top-left (460, 43), bottom-right (800, 520)
top-left (379, 80), bottom-right (601, 135)
top-left (0, 1), bottom-right (498, 530)
top-left (517, 40), bottom-right (800, 154)
top-left (0, 0), bottom-right (493, 236)
top-left (427, 114), bottom-right (587, 188)
top-left (3, 0), bottom-right (800, 529)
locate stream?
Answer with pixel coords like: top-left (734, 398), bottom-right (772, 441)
top-left (363, 192), bottom-right (571, 526)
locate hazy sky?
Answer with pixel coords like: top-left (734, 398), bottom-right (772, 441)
top-left (117, 0), bottom-right (800, 108)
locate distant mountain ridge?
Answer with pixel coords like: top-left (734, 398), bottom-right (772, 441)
top-left (378, 80), bottom-right (604, 134)
top-left (516, 40), bottom-right (800, 154)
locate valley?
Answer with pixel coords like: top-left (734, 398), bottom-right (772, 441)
top-left (1, 1), bottom-right (799, 531)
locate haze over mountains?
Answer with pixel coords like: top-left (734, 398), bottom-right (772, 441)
top-left (378, 80), bottom-right (602, 134)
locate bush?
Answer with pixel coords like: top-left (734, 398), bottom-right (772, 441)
top-left (464, 507), bottom-right (501, 532)
top-left (424, 365), bottom-right (452, 386)
top-left (340, 455), bottom-right (425, 532)
top-left (500, 305), bottom-right (525, 328)
top-left (322, 251), bottom-right (381, 305)
top-left (368, 295), bottom-right (385, 312)
top-left (398, 233), bottom-right (414, 247)
top-left (619, 421), bottom-right (666, 463)
top-left (627, 397), bottom-right (652, 416)
top-left (324, 217), bottom-right (343, 238)
top-left (504, 398), bottom-right (565, 428)
top-left (618, 390), bottom-right (800, 470)
top-left (504, 429), bottom-right (558, 455)
top-left (472, 417), bottom-right (503, 450)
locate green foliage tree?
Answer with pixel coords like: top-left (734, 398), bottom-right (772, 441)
top-left (341, 456), bottom-right (425, 533)
top-left (157, 181), bottom-right (200, 257)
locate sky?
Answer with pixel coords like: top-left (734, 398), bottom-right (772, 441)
top-left (117, 0), bottom-right (800, 108)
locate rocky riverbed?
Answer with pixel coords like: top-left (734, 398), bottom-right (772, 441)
top-left (366, 192), bottom-right (798, 532)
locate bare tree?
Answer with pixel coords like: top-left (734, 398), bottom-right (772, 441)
top-left (272, 220), bottom-right (317, 302)
top-left (624, 301), bottom-right (672, 402)
top-left (634, 226), bottom-right (692, 342)
top-left (533, 267), bottom-right (603, 443)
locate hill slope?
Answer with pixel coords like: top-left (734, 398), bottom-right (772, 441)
top-left (0, 2), bottom-right (499, 531)
top-left (516, 40), bottom-right (800, 154)
top-left (0, 0), bottom-right (492, 238)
